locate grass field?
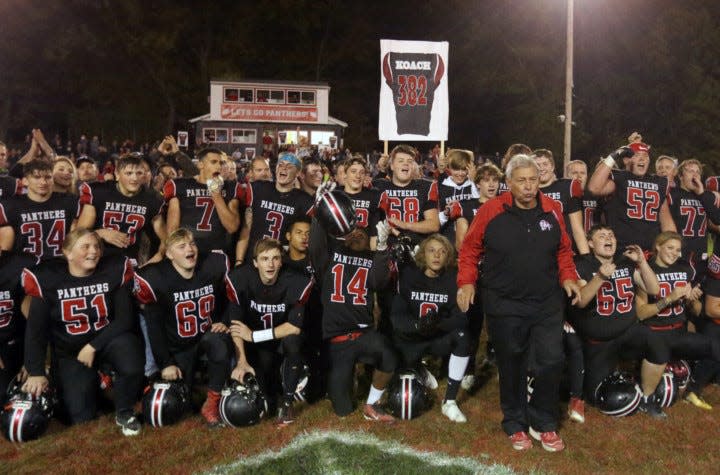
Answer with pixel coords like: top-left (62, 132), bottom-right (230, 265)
top-left (2, 365), bottom-right (720, 474)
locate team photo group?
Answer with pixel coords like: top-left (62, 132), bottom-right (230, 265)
top-left (2, 128), bottom-right (720, 454)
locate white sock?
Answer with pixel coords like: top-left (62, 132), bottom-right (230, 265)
top-left (448, 354), bottom-right (470, 381)
top-left (366, 385), bottom-right (385, 405)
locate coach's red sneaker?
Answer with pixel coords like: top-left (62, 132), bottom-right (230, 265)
top-left (363, 403), bottom-right (395, 423)
top-left (509, 431), bottom-right (533, 451)
top-left (201, 390), bottom-right (222, 427)
top-left (529, 427), bottom-right (565, 452)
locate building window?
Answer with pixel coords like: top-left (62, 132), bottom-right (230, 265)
top-left (224, 88), bottom-right (239, 102)
top-left (310, 131), bottom-right (334, 146)
top-left (287, 90), bottom-right (301, 104)
top-left (256, 90), bottom-right (269, 103)
top-left (269, 90), bottom-right (285, 104)
top-left (239, 89), bottom-right (253, 102)
top-left (203, 128), bottom-right (229, 143)
top-left (301, 91), bottom-right (315, 105)
top-left (232, 128), bottom-right (257, 144)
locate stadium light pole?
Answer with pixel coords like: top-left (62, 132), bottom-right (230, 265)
top-left (563, 0), bottom-right (574, 170)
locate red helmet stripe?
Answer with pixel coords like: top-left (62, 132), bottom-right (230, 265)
top-left (11, 407), bottom-right (24, 443)
top-left (152, 387), bottom-right (165, 426)
top-left (322, 193), bottom-right (351, 233)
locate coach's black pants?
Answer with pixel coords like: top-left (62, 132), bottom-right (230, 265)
top-left (327, 329), bottom-right (398, 417)
top-left (173, 331), bottom-right (232, 393)
top-left (486, 312), bottom-right (564, 435)
top-left (55, 333), bottom-right (144, 424)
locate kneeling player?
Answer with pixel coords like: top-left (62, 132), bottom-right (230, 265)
top-left (571, 225), bottom-right (670, 418)
top-left (134, 228), bottom-right (232, 427)
top-left (390, 234), bottom-right (470, 422)
top-left (226, 238), bottom-right (313, 425)
top-left (22, 229), bottom-right (144, 435)
top-left (310, 212), bottom-right (397, 421)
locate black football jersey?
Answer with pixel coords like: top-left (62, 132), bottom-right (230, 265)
top-left (604, 171), bottom-right (669, 250)
top-left (581, 191), bottom-right (603, 233)
top-left (343, 187), bottom-right (384, 235)
top-left (0, 193), bottom-right (80, 260)
top-left (667, 187), bottom-right (720, 258)
top-left (0, 253), bottom-right (38, 344)
top-left (375, 178), bottom-right (439, 245)
top-left (80, 181), bottom-right (164, 259)
top-left (246, 180), bottom-right (314, 252)
top-left (134, 251), bottom-right (229, 357)
top-left (642, 259), bottom-right (693, 328)
top-left (22, 255), bottom-right (134, 361)
top-left (163, 177), bottom-right (244, 254)
top-left (225, 266), bottom-right (313, 332)
top-left (0, 176), bottom-right (23, 200)
top-left (570, 254), bottom-right (638, 341)
top-left (391, 266), bottom-right (465, 341)
top-left (381, 52), bottom-right (445, 135)
top-left (540, 178), bottom-right (582, 217)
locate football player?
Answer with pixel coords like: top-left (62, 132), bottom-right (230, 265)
top-left (564, 160), bottom-right (602, 234)
top-left (635, 231), bottom-right (720, 409)
top-left (310, 213), bottom-right (397, 421)
top-left (235, 152), bottom-right (313, 266)
top-left (341, 155), bottom-right (384, 250)
top-left (22, 229), bottom-right (143, 435)
top-left (437, 149), bottom-right (479, 247)
top-left (78, 153), bottom-right (167, 265)
top-left (299, 157), bottom-right (324, 197)
top-left (226, 238), bottom-right (313, 424)
top-left (665, 159), bottom-right (720, 283)
top-left (0, 251), bottom-right (38, 403)
top-left (134, 228), bottom-right (233, 427)
top-left (587, 134), bottom-right (674, 252)
top-left (164, 148), bottom-right (243, 257)
top-left (0, 159), bottom-right (81, 261)
top-left (390, 234), bottom-right (470, 423)
top-left (570, 225), bottom-right (670, 418)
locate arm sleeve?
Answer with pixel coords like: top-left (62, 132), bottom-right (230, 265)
top-left (24, 297), bottom-right (51, 376)
top-left (143, 302), bottom-right (175, 369)
top-left (552, 206), bottom-right (581, 284)
top-left (700, 191), bottom-right (720, 225)
top-left (389, 294), bottom-right (417, 334)
top-left (90, 283), bottom-right (135, 352)
top-left (457, 206), bottom-right (489, 287)
top-left (287, 303), bottom-right (305, 328)
top-left (438, 303), bottom-right (467, 333)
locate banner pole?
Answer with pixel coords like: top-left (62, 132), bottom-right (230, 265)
top-left (384, 141), bottom-right (388, 155)
top-left (440, 141), bottom-right (445, 158)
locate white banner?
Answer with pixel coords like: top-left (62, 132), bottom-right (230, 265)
top-left (379, 39), bottom-right (449, 141)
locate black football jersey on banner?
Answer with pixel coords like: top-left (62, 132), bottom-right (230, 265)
top-left (80, 181), bottom-right (164, 259)
top-left (0, 176), bottom-right (22, 200)
top-left (0, 193), bottom-right (80, 260)
top-left (604, 171), bottom-right (669, 250)
top-left (391, 266), bottom-right (465, 341)
top-left (246, 181), bottom-right (313, 253)
top-left (225, 266), bottom-right (313, 331)
top-left (134, 251), bottom-right (229, 357)
top-left (570, 254), bottom-right (638, 341)
top-left (667, 187), bottom-right (720, 258)
top-left (163, 177), bottom-right (244, 254)
top-left (642, 259), bottom-right (693, 328)
top-left (382, 52), bottom-right (445, 136)
top-left (344, 187), bottom-right (384, 235)
top-left (22, 255), bottom-right (134, 358)
top-left (0, 253), bottom-right (38, 344)
top-left (375, 178), bottom-right (438, 246)
top-left (540, 178), bottom-right (583, 217)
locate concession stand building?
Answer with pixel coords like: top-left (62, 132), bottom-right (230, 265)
top-left (189, 79), bottom-right (347, 157)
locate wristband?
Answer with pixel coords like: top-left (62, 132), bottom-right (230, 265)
top-left (601, 156), bottom-right (617, 169)
top-left (251, 328), bottom-right (274, 343)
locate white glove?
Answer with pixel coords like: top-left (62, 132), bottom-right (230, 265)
top-left (376, 220), bottom-right (390, 251)
top-left (315, 179), bottom-right (336, 203)
top-left (207, 175), bottom-right (224, 194)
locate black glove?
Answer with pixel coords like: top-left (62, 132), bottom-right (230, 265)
top-left (416, 308), bottom-right (439, 336)
top-left (610, 146), bottom-right (634, 161)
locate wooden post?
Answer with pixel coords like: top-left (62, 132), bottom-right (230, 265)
top-left (440, 141), bottom-right (445, 158)
top-left (384, 141), bottom-right (388, 155)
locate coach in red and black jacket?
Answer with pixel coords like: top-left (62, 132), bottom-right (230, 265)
top-left (457, 154), bottom-right (580, 452)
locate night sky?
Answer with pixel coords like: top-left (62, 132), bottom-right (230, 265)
top-left (2, 0), bottom-right (719, 167)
